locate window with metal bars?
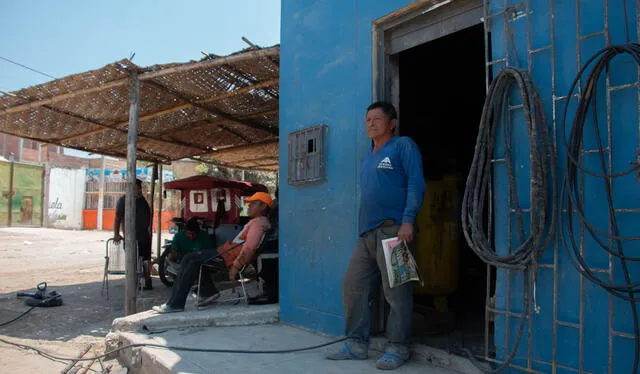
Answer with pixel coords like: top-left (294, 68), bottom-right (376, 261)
top-left (287, 125), bottom-right (327, 185)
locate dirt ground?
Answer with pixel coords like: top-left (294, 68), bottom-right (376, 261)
top-left (0, 227), bottom-right (171, 374)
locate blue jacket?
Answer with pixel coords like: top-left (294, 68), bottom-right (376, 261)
top-left (359, 136), bottom-right (426, 235)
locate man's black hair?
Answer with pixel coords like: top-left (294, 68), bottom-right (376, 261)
top-left (367, 101), bottom-right (397, 121)
top-left (185, 217), bottom-right (200, 232)
top-left (135, 178), bottom-right (143, 186)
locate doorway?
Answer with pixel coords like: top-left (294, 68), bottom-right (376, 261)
top-left (374, 0), bottom-right (494, 359)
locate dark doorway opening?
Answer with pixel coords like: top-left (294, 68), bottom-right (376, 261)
top-left (397, 23), bottom-right (494, 358)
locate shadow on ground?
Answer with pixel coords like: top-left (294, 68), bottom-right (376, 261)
top-left (0, 275), bottom-right (173, 342)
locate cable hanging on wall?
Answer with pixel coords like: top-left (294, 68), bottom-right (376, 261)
top-left (462, 67), bottom-right (558, 372)
top-left (560, 42), bottom-right (640, 374)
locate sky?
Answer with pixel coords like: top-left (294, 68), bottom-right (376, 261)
top-left (0, 0), bottom-right (281, 92)
top-left (0, 0), bottom-right (281, 157)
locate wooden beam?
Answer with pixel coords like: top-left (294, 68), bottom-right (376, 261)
top-left (205, 138), bottom-right (279, 154)
top-left (59, 79), bottom-right (279, 143)
top-left (218, 124), bottom-right (251, 143)
top-left (233, 155), bottom-right (279, 165)
top-left (1, 92), bottom-right (212, 154)
top-left (0, 78), bottom-right (129, 115)
top-left (190, 156), bottom-right (277, 172)
top-left (140, 46), bottom-right (278, 80)
top-left (0, 47), bottom-right (279, 116)
top-left (143, 79), bottom-right (278, 135)
top-left (197, 78), bottom-right (278, 105)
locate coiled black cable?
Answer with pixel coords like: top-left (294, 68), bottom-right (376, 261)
top-left (560, 43), bottom-right (640, 374)
top-left (462, 67), bottom-right (557, 373)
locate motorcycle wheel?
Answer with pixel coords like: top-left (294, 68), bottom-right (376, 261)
top-left (158, 250), bottom-right (175, 287)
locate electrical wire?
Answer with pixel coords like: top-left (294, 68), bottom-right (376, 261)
top-left (0, 307), bottom-right (35, 327)
top-left (560, 42), bottom-right (640, 374)
top-left (0, 56), bottom-right (56, 80)
top-left (462, 67), bottom-right (557, 373)
top-left (0, 336), bottom-right (349, 363)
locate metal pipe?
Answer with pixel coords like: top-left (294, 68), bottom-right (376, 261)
top-left (125, 71), bottom-right (140, 316)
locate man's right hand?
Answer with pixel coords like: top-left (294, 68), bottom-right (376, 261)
top-left (113, 233), bottom-right (123, 244)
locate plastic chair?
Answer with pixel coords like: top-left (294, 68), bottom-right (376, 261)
top-left (101, 238), bottom-right (144, 300)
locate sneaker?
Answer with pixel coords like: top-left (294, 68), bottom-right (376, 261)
top-left (152, 304), bottom-right (183, 314)
top-left (196, 293), bottom-right (220, 307)
top-left (326, 342), bottom-right (368, 360)
top-left (166, 261), bottom-right (180, 275)
top-left (375, 348), bottom-right (410, 370)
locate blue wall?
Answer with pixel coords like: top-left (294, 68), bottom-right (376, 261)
top-left (279, 0), bottom-right (414, 335)
top-left (280, 0), bottom-right (639, 372)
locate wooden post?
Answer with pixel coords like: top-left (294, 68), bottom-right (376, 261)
top-left (149, 163), bottom-right (157, 256)
top-left (7, 161), bottom-right (14, 227)
top-left (97, 155), bottom-right (106, 230)
top-left (156, 163), bottom-right (163, 259)
top-left (40, 165), bottom-right (45, 227)
top-left (125, 71), bottom-right (140, 316)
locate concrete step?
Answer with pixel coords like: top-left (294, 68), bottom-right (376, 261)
top-left (112, 304), bottom-right (279, 332)
top-left (108, 323), bottom-right (463, 374)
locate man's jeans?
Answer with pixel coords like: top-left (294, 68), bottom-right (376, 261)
top-left (166, 250), bottom-right (223, 309)
top-left (343, 224), bottom-right (413, 354)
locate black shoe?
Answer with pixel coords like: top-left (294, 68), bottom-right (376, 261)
top-left (143, 279), bottom-right (153, 290)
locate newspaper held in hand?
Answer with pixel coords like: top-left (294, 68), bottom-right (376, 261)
top-left (381, 236), bottom-right (421, 288)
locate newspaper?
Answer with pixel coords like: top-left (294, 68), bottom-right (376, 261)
top-left (381, 236), bottom-right (421, 288)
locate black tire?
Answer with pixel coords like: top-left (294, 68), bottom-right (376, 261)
top-left (158, 249), bottom-right (175, 288)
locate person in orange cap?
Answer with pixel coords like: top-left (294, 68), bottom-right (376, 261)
top-left (153, 191), bottom-right (272, 313)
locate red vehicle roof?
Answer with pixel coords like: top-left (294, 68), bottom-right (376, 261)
top-left (163, 175), bottom-right (268, 193)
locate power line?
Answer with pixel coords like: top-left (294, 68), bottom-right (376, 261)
top-left (0, 55), bottom-right (56, 80)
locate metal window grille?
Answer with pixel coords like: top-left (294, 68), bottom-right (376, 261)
top-left (287, 125), bottom-right (327, 185)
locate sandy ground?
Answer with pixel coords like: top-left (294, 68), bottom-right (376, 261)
top-left (0, 227), bottom-right (171, 374)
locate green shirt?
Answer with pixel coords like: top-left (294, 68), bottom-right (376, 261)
top-left (170, 230), bottom-right (213, 257)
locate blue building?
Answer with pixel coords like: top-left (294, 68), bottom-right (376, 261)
top-left (279, 0), bottom-right (639, 372)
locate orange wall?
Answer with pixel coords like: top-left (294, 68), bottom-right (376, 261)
top-left (82, 209), bottom-right (177, 231)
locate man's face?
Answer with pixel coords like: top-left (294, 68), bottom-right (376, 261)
top-left (247, 200), bottom-right (263, 218)
top-left (186, 230), bottom-right (197, 241)
top-left (366, 108), bottom-right (396, 140)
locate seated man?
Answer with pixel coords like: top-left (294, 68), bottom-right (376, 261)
top-left (166, 217), bottom-right (213, 274)
top-left (152, 192), bottom-right (272, 313)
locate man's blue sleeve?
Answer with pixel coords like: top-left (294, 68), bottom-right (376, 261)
top-left (400, 138), bottom-right (426, 224)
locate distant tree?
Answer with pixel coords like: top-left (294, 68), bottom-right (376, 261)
top-left (196, 162), bottom-right (278, 193)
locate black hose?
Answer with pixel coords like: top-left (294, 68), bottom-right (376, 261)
top-left (0, 307), bottom-right (35, 327)
top-left (462, 67), bottom-right (557, 373)
top-left (560, 43), bottom-right (640, 374)
top-left (0, 336), bottom-right (349, 363)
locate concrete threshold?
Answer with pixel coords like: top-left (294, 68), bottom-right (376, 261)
top-left (112, 304), bottom-right (279, 332)
top-left (108, 323), bottom-right (461, 374)
top-left (107, 304), bottom-right (485, 374)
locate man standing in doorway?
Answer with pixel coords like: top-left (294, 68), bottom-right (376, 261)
top-left (327, 102), bottom-right (426, 370)
top-left (114, 178), bottom-right (153, 290)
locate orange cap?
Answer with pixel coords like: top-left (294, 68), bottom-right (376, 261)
top-left (244, 192), bottom-right (273, 207)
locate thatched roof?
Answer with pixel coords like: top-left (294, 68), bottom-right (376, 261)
top-left (0, 45), bottom-right (280, 171)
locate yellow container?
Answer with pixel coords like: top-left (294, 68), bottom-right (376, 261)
top-left (414, 175), bottom-right (462, 296)
top-left (414, 180), bottom-right (444, 296)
